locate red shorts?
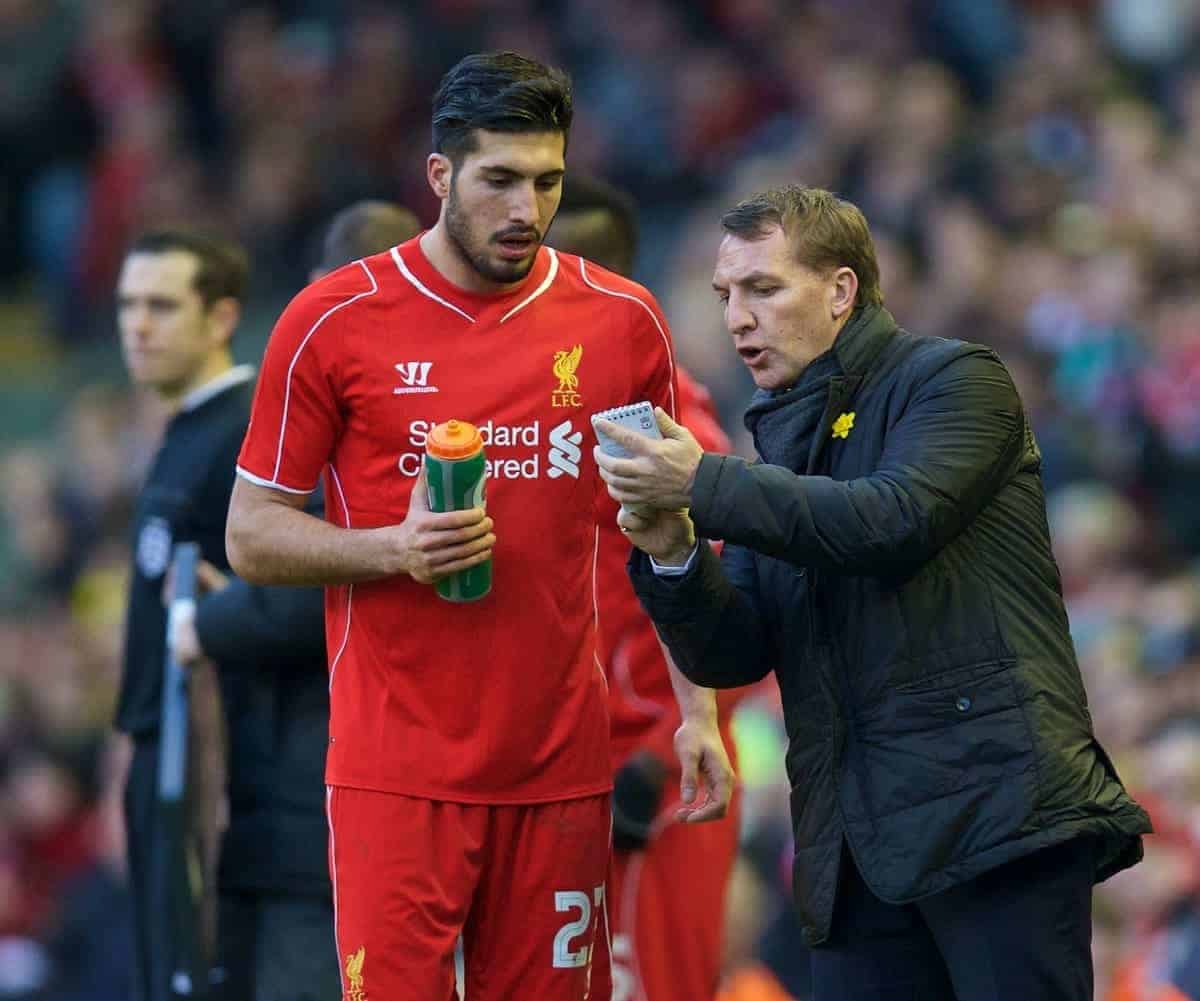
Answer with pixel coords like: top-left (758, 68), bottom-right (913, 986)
top-left (326, 786), bottom-right (613, 1001)
top-left (608, 790), bottom-right (740, 1001)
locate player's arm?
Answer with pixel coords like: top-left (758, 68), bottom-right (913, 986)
top-left (620, 306), bottom-right (733, 818)
top-left (662, 645), bottom-right (733, 822)
top-left (226, 465), bottom-right (494, 587)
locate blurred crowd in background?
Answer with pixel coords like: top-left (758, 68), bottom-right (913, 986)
top-left (3, 0), bottom-right (1200, 997)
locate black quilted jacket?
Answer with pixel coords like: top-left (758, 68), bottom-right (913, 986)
top-left (630, 304), bottom-right (1150, 946)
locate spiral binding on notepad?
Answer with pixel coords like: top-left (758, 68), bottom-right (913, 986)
top-left (591, 401), bottom-right (660, 458)
top-left (592, 403), bottom-right (649, 423)
top-left (591, 402), bottom-right (658, 433)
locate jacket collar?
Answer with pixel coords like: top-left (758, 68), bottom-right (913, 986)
top-left (180, 364), bottom-right (256, 412)
top-left (830, 303), bottom-right (898, 378)
top-left (743, 303), bottom-right (897, 427)
top-left (742, 304), bottom-right (898, 470)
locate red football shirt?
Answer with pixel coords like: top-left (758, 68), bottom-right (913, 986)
top-left (596, 369), bottom-right (736, 771)
top-left (237, 238), bottom-right (677, 803)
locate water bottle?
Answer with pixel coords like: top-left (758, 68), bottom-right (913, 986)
top-left (424, 419), bottom-right (491, 602)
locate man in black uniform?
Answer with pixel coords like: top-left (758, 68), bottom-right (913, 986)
top-left (113, 229), bottom-right (255, 1000)
top-left (115, 228), bottom-right (339, 1001)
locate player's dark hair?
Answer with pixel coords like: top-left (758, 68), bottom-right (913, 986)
top-left (125, 229), bottom-right (250, 306)
top-left (432, 52), bottom-right (573, 164)
top-left (315, 201), bottom-right (421, 275)
top-left (721, 185), bottom-right (883, 308)
top-left (553, 174), bottom-right (639, 276)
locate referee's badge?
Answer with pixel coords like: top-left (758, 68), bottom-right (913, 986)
top-left (136, 516), bottom-right (172, 578)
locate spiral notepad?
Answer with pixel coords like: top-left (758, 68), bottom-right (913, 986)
top-left (591, 401), bottom-right (662, 458)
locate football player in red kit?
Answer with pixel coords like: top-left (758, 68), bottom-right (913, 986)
top-left (226, 53), bottom-right (726, 1001)
top-left (552, 174), bottom-right (746, 1001)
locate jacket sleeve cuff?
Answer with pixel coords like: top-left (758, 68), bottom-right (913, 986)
top-left (628, 543), bottom-right (714, 625)
top-left (649, 544), bottom-right (699, 575)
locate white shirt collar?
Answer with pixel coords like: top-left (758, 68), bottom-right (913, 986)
top-left (180, 364), bottom-right (256, 412)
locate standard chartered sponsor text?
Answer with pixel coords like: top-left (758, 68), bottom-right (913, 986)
top-left (398, 419), bottom-right (579, 480)
top-left (398, 451), bottom-right (540, 478)
top-left (408, 420), bottom-right (541, 449)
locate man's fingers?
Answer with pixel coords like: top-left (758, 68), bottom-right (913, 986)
top-left (427, 533), bottom-right (496, 567)
top-left (429, 548), bottom-right (494, 580)
top-left (674, 791), bottom-right (714, 822)
top-left (676, 777), bottom-right (730, 823)
top-left (196, 560), bottom-right (228, 592)
top-left (426, 509), bottom-right (491, 532)
top-left (706, 764), bottom-right (734, 816)
top-left (682, 797), bottom-right (728, 823)
top-left (594, 417), bottom-right (645, 450)
top-left (616, 506), bottom-right (651, 533)
top-left (604, 470), bottom-right (653, 493)
top-left (678, 748), bottom-right (699, 805)
top-left (673, 744), bottom-right (734, 823)
top-left (594, 418), bottom-right (661, 459)
top-left (593, 446), bottom-right (644, 477)
top-left (607, 484), bottom-right (652, 507)
top-left (654, 407), bottom-right (685, 440)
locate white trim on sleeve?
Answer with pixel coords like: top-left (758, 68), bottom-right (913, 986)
top-left (235, 465), bottom-right (315, 495)
top-left (271, 259), bottom-right (379, 483)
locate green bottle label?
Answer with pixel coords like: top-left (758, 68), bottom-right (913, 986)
top-left (424, 449), bottom-right (491, 602)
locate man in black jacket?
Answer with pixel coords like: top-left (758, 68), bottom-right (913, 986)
top-left (594, 184), bottom-right (1151, 1001)
top-left (168, 506), bottom-right (336, 1001)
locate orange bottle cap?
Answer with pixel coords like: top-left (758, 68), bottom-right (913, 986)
top-left (427, 419), bottom-right (483, 459)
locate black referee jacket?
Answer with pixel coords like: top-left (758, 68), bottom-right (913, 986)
top-left (116, 369), bottom-right (256, 738)
top-left (116, 368), bottom-right (330, 896)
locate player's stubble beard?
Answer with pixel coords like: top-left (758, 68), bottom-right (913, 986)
top-left (445, 179), bottom-right (544, 286)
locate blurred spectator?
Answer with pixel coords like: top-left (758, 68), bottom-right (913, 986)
top-left (1101, 792), bottom-right (1200, 1001)
top-left (0, 0), bottom-right (96, 320)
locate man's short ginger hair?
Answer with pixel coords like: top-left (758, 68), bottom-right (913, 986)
top-left (721, 185), bottom-right (883, 308)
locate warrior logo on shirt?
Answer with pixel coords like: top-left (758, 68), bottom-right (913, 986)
top-left (393, 361), bottom-right (438, 395)
top-left (136, 516), bottom-right (172, 579)
top-left (344, 947), bottom-right (367, 1001)
top-left (552, 345), bottom-right (583, 408)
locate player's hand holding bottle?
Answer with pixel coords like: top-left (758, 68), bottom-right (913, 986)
top-left (395, 462), bottom-right (495, 586)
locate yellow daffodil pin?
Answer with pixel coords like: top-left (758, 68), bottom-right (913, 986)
top-left (832, 412), bottom-right (855, 439)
